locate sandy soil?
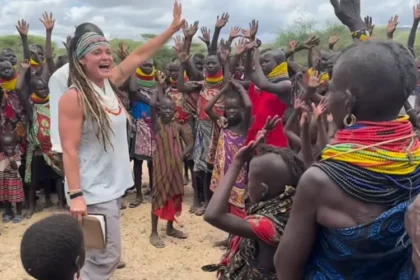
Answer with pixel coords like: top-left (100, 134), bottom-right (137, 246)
top-left (0, 174), bottom-right (226, 280)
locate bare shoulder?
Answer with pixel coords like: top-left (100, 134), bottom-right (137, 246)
top-left (59, 88), bottom-right (84, 114)
top-left (297, 166), bottom-right (330, 195)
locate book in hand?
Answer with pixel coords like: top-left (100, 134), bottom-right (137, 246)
top-left (82, 214), bottom-right (107, 249)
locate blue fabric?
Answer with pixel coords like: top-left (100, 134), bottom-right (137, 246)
top-left (305, 202), bottom-right (418, 280)
top-left (132, 101), bottom-right (150, 120)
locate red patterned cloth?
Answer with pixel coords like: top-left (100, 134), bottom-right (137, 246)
top-left (0, 153), bottom-right (24, 203)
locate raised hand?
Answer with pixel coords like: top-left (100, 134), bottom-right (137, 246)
top-left (312, 97), bottom-right (328, 120)
top-left (215, 13), bottom-right (229, 29)
top-left (241, 19), bottom-right (259, 40)
top-left (263, 115), bottom-right (281, 132)
top-left (235, 38), bottom-right (248, 56)
top-left (199, 27), bottom-right (211, 45)
top-left (170, 1), bottom-right (185, 32)
top-left (294, 97), bottom-right (304, 110)
top-left (173, 35), bottom-right (185, 53)
top-left (182, 20), bottom-right (199, 38)
top-left (20, 59), bottom-right (30, 70)
top-left (218, 39), bottom-right (231, 63)
top-left (303, 36), bottom-right (320, 50)
top-left (288, 40), bottom-right (299, 52)
top-left (63, 35), bottom-right (72, 50)
top-left (364, 15), bottom-right (375, 36)
top-left (300, 108), bottom-right (311, 128)
top-left (387, 15), bottom-right (399, 37)
top-left (414, 4), bottom-right (420, 21)
top-left (229, 26), bottom-right (242, 40)
top-left (115, 41), bottom-right (129, 60)
top-left (16, 19), bottom-right (29, 36)
top-left (328, 33), bottom-right (340, 46)
top-left (307, 69), bottom-right (323, 89)
top-left (40, 11), bottom-right (55, 31)
top-left (157, 70), bottom-right (166, 85)
top-left (245, 40), bottom-right (257, 52)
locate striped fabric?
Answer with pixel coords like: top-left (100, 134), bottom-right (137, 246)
top-left (151, 119), bottom-right (184, 219)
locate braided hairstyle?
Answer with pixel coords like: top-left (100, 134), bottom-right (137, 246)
top-left (68, 33), bottom-right (114, 151)
top-left (256, 145), bottom-right (305, 187)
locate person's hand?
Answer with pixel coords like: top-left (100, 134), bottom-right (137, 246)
top-left (230, 79), bottom-right (245, 91)
top-left (70, 196), bottom-right (87, 224)
top-left (241, 19), bottom-right (259, 40)
top-left (173, 35), bottom-right (185, 53)
top-left (40, 11), bottom-right (55, 31)
top-left (115, 41), bottom-right (130, 60)
top-left (300, 109), bottom-right (311, 128)
top-left (170, 1), bottom-right (185, 32)
top-left (182, 20), bottom-right (199, 38)
top-left (414, 4), bottom-right (420, 21)
top-left (16, 19), bottom-right (29, 36)
top-left (312, 97), bottom-right (328, 120)
top-left (215, 13), bottom-right (229, 29)
top-left (157, 70), bottom-right (166, 85)
top-left (199, 27), bottom-right (211, 45)
top-left (245, 40), bottom-right (257, 52)
top-left (63, 35), bottom-right (72, 50)
top-left (328, 33), bottom-right (340, 46)
top-left (302, 36), bottom-right (320, 50)
top-left (263, 115), bottom-right (281, 132)
top-left (234, 136), bottom-right (264, 163)
top-left (364, 15), bottom-right (375, 36)
top-left (235, 38), bottom-right (248, 56)
top-left (218, 39), bottom-right (231, 63)
top-left (307, 69), bottom-right (323, 89)
top-left (386, 15), bottom-right (399, 37)
top-left (229, 26), bottom-right (242, 40)
top-left (294, 97), bottom-right (304, 110)
top-left (288, 40), bottom-right (299, 52)
top-left (20, 59), bottom-right (30, 70)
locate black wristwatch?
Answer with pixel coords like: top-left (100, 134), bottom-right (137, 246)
top-left (69, 192), bottom-right (83, 200)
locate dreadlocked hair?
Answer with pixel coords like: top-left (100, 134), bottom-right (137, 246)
top-left (68, 35), bottom-right (114, 152)
top-left (256, 145), bottom-right (305, 187)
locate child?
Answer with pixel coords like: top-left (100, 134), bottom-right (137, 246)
top-left (203, 118), bottom-right (305, 279)
top-left (204, 79), bottom-right (252, 219)
top-left (0, 132), bottom-right (24, 223)
top-left (149, 75), bottom-right (193, 248)
top-left (20, 214), bottom-right (85, 280)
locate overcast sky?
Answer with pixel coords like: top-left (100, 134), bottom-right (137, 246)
top-left (0, 0), bottom-right (416, 45)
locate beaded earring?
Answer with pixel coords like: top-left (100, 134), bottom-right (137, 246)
top-left (343, 114), bottom-right (356, 127)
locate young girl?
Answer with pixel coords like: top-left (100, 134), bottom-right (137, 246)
top-left (203, 118), bottom-right (305, 279)
top-left (204, 79), bottom-right (252, 219)
top-left (0, 132), bottom-right (24, 223)
top-left (149, 74), bottom-right (193, 249)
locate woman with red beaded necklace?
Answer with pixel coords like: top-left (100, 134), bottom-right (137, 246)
top-left (58, 2), bottom-right (185, 279)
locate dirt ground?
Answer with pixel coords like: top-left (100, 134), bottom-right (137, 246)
top-left (0, 172), bottom-right (226, 280)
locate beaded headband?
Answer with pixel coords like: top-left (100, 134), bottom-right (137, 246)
top-left (76, 32), bottom-right (109, 60)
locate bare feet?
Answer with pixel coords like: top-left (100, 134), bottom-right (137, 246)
top-left (166, 228), bottom-right (188, 239)
top-left (195, 205), bottom-right (206, 216)
top-left (189, 204), bottom-right (199, 214)
top-left (213, 239), bottom-right (228, 248)
top-left (129, 197), bottom-right (143, 208)
top-left (150, 233), bottom-right (165, 248)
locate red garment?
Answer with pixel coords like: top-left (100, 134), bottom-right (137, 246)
top-left (229, 204), bottom-right (246, 219)
top-left (246, 83), bottom-right (288, 147)
top-left (219, 215), bottom-right (278, 270)
top-left (153, 194), bottom-right (183, 221)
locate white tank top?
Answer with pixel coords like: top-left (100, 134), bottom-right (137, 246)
top-left (64, 82), bottom-right (133, 205)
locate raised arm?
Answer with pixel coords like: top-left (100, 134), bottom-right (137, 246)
top-left (209, 13), bottom-right (229, 54)
top-left (40, 12), bottom-right (56, 75)
top-left (408, 5), bottom-right (420, 55)
top-left (299, 107), bottom-right (314, 168)
top-left (16, 60), bottom-right (33, 120)
top-left (16, 20), bottom-right (30, 60)
top-left (386, 15), bottom-right (399, 40)
top-left (284, 98), bottom-right (303, 152)
top-left (110, 1), bottom-right (184, 87)
top-left (328, 34), bottom-right (340, 50)
top-left (313, 99), bottom-right (330, 152)
top-left (177, 56), bottom-right (201, 93)
top-left (330, 0), bottom-right (367, 39)
top-left (231, 79), bottom-right (252, 130)
top-left (198, 27), bottom-right (211, 51)
top-left (150, 84), bottom-right (159, 133)
top-left (204, 84), bottom-right (226, 124)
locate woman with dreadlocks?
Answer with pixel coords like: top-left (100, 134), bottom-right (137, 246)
top-left (275, 40), bottom-right (419, 280)
top-left (203, 116), bottom-right (305, 279)
top-left (58, 2), bottom-right (184, 279)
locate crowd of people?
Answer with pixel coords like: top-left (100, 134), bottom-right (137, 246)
top-left (2, 0), bottom-right (420, 279)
